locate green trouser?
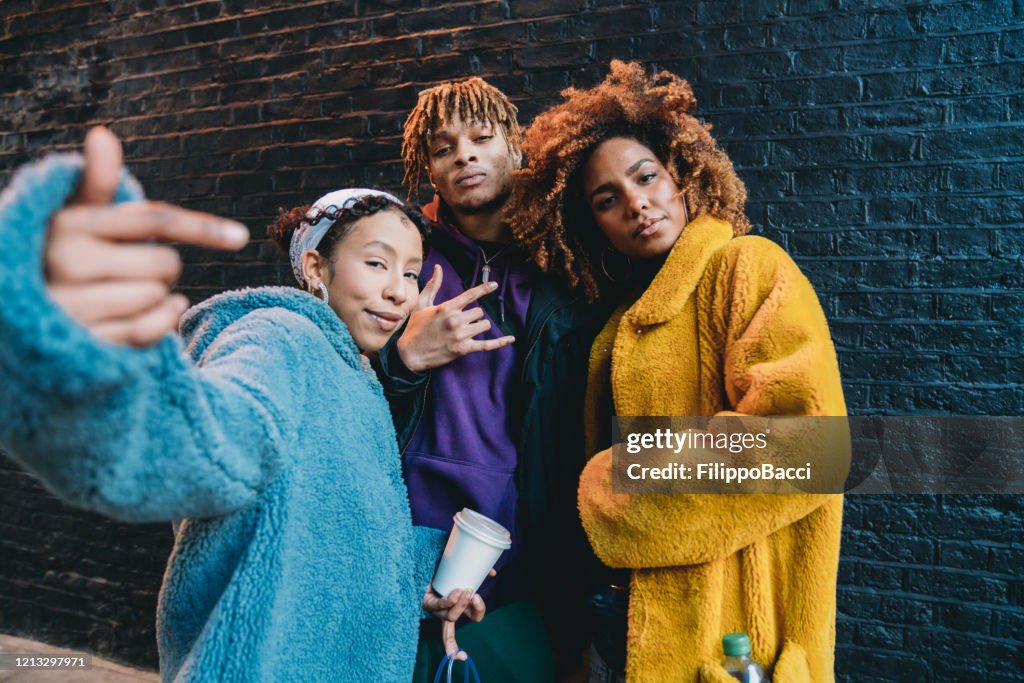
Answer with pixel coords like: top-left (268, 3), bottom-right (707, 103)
top-left (412, 599), bottom-right (555, 683)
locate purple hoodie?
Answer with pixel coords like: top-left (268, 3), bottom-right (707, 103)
top-left (402, 198), bottom-right (537, 609)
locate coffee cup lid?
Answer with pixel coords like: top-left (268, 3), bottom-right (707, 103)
top-left (459, 508), bottom-right (511, 542)
top-left (454, 510), bottom-right (511, 549)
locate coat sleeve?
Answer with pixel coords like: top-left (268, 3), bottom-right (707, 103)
top-left (373, 326), bottom-right (430, 449)
top-left (0, 153), bottom-right (299, 523)
top-left (412, 524), bottom-right (448, 592)
top-left (579, 237), bottom-right (847, 568)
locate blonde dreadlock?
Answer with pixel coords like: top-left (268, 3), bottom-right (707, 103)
top-left (507, 60), bottom-right (751, 302)
top-left (401, 77), bottom-right (522, 200)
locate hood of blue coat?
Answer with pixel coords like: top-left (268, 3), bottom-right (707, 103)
top-left (180, 286), bottom-right (364, 370)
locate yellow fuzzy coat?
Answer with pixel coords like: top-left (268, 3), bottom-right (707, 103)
top-left (579, 216), bottom-right (846, 682)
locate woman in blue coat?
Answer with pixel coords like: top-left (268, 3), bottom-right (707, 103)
top-left (0, 128), bottom-right (482, 682)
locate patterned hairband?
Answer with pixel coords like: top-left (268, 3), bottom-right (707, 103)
top-left (289, 188), bottom-right (402, 286)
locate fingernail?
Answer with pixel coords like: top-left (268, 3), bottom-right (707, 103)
top-left (221, 221), bottom-right (249, 244)
top-left (487, 281), bottom-right (498, 289)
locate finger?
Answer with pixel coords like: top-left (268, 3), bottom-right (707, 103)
top-left (460, 335), bottom-right (516, 354)
top-left (51, 202), bottom-right (249, 250)
top-left (417, 264), bottom-right (443, 309)
top-left (456, 305), bottom-right (486, 326)
top-left (446, 589), bottom-right (473, 623)
top-left (47, 236), bottom-right (181, 285)
top-left (440, 280), bottom-right (497, 312)
top-left (467, 594), bottom-right (486, 622)
top-left (73, 126), bottom-right (122, 205)
top-left (90, 294), bottom-right (190, 347)
top-left (49, 281), bottom-right (170, 325)
top-left (442, 621), bottom-right (463, 659)
top-left (459, 318), bottom-right (492, 340)
top-left (488, 569), bottom-right (497, 577)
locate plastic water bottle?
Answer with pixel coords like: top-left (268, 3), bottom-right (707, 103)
top-left (721, 632), bottom-right (769, 682)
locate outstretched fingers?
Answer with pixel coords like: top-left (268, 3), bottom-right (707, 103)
top-left (416, 264), bottom-right (443, 310)
top-left (49, 281), bottom-right (170, 325)
top-left (73, 126), bottom-right (122, 205)
top-left (89, 294), bottom-right (191, 347)
top-left (51, 202), bottom-right (249, 251)
top-left (441, 280), bottom-right (498, 312)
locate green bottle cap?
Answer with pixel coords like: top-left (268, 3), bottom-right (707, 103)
top-left (722, 632), bottom-right (751, 657)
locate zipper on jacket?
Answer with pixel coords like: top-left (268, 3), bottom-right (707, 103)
top-left (520, 296), bottom-right (580, 384)
top-left (400, 372), bottom-right (431, 456)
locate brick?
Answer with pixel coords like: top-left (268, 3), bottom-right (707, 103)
top-left (843, 530), bottom-right (935, 564)
top-left (855, 622), bottom-right (904, 649)
top-left (942, 31), bottom-right (1001, 65)
top-left (877, 595), bottom-right (934, 626)
top-left (857, 563), bottom-right (905, 591)
top-left (937, 602), bottom-right (993, 634)
top-left (837, 587), bottom-right (881, 619)
top-left (907, 569), bottom-right (1009, 604)
top-left (845, 38), bottom-right (944, 72)
top-left (938, 541), bottom-right (993, 570)
top-left (834, 648), bottom-right (929, 680)
top-left (989, 546), bottom-right (1024, 576)
top-left (514, 41), bottom-right (591, 69)
top-left (990, 608), bottom-right (1024, 638)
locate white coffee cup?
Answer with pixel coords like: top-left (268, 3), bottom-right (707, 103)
top-left (431, 508), bottom-right (511, 597)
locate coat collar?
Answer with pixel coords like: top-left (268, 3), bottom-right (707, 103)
top-left (625, 215), bottom-right (735, 326)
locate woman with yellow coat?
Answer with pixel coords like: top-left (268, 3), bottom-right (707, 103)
top-left (508, 61), bottom-right (847, 682)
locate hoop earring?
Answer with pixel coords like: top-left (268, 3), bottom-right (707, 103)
top-left (316, 282), bottom-right (330, 306)
top-left (600, 246), bottom-right (632, 284)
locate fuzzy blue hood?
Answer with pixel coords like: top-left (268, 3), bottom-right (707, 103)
top-left (180, 286), bottom-right (364, 370)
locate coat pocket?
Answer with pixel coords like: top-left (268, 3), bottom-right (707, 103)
top-left (698, 640), bottom-right (811, 683)
top-left (771, 640), bottom-right (811, 682)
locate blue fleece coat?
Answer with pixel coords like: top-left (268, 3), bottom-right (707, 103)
top-left (0, 155), bottom-right (447, 682)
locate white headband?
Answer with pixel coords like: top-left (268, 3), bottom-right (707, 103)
top-left (289, 188), bottom-right (403, 286)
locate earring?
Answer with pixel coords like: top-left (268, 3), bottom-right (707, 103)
top-left (600, 246), bottom-right (632, 283)
top-left (316, 282), bottom-right (330, 305)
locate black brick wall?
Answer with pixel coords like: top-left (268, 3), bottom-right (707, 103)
top-left (1, 1), bottom-right (1022, 679)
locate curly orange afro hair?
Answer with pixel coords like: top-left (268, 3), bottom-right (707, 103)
top-left (508, 60), bottom-right (751, 301)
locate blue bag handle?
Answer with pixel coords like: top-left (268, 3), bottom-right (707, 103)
top-left (432, 650), bottom-right (481, 683)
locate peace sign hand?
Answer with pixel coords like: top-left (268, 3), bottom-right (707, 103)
top-left (396, 265), bottom-right (516, 373)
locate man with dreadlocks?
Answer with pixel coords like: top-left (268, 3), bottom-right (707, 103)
top-left (375, 77), bottom-right (609, 682)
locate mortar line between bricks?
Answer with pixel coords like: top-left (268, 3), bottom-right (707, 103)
top-left (839, 382), bottom-right (1024, 393)
top-left (837, 615), bottom-right (1024, 644)
top-left (737, 154), bottom-right (1023, 167)
top-left (746, 188), bottom-right (1024, 198)
top-left (841, 558), bottom-right (1023, 581)
top-left (704, 91), bottom-right (1024, 118)
top-left (838, 584), bottom-right (1024, 607)
top-left (722, 122), bottom-right (1024, 144)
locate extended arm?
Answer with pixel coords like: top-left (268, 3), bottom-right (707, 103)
top-left (0, 147), bottom-right (297, 523)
